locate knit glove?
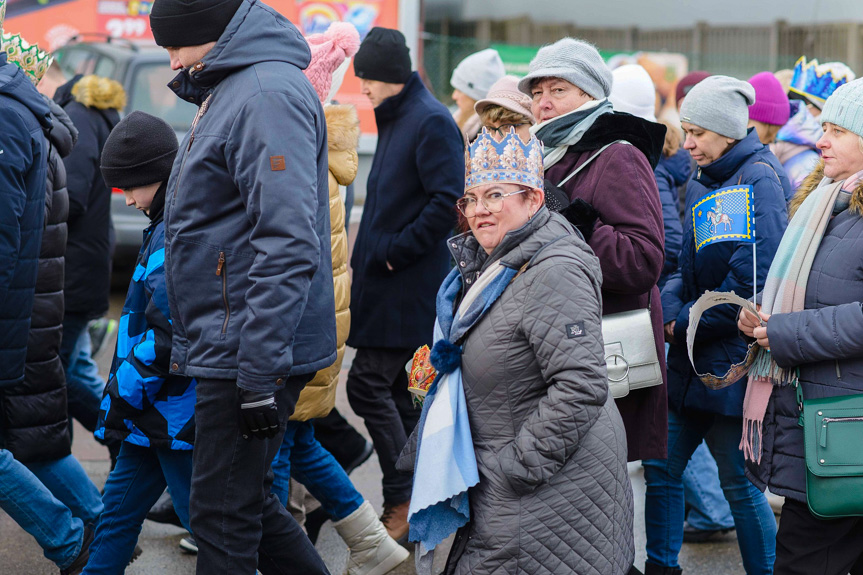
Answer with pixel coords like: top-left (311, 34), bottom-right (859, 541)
top-left (238, 388), bottom-right (280, 440)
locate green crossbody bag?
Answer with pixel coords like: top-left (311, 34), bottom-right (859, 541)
top-left (797, 382), bottom-right (863, 519)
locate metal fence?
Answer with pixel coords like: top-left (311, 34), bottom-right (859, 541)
top-left (422, 18), bottom-right (863, 103)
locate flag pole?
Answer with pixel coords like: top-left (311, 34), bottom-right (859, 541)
top-left (753, 243), bottom-right (757, 304)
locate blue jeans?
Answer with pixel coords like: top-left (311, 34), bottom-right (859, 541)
top-left (273, 420), bottom-right (365, 521)
top-left (26, 454), bottom-right (104, 525)
top-left (0, 450), bottom-right (86, 569)
top-left (684, 441), bottom-right (734, 530)
top-left (643, 408), bottom-right (776, 574)
top-left (83, 442), bottom-right (193, 574)
top-left (61, 314), bottom-right (106, 432)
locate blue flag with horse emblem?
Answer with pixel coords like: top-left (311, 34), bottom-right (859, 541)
top-left (692, 185), bottom-right (755, 252)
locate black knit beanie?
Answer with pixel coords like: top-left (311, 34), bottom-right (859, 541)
top-left (353, 27), bottom-right (411, 84)
top-left (101, 111), bottom-right (179, 189)
top-left (150, 0), bottom-right (243, 47)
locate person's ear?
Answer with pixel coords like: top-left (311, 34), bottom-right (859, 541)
top-left (530, 187), bottom-right (545, 213)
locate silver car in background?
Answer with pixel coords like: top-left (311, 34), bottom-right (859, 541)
top-left (53, 39), bottom-right (196, 265)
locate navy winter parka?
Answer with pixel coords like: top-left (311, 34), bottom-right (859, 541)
top-left (747, 164), bottom-right (863, 502)
top-left (655, 148), bottom-right (689, 292)
top-left (347, 72), bottom-right (464, 350)
top-left (662, 129), bottom-right (790, 417)
top-left (54, 75), bottom-right (122, 320)
top-left (0, 54), bottom-right (52, 387)
top-left (164, 0), bottom-right (336, 393)
top-left (97, 188), bottom-right (196, 449)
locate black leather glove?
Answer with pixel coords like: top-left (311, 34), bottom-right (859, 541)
top-left (560, 198), bottom-right (600, 243)
top-left (543, 179), bottom-right (571, 213)
top-left (238, 388), bottom-right (280, 440)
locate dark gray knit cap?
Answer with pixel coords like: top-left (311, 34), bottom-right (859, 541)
top-left (101, 111), bottom-right (178, 189)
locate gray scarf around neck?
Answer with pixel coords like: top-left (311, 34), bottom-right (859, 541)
top-left (532, 99), bottom-right (613, 169)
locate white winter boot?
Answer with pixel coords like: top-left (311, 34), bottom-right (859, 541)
top-left (333, 500), bottom-right (410, 575)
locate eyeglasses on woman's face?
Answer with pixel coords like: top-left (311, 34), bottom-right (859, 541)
top-left (456, 189), bottom-right (527, 217)
top-left (483, 123), bottom-right (530, 138)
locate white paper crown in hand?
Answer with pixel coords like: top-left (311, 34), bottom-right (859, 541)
top-left (465, 127), bottom-right (544, 192)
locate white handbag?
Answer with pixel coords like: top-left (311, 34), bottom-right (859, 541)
top-left (601, 299), bottom-right (663, 399)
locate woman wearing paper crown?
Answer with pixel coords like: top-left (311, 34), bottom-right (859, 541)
top-left (405, 127), bottom-right (634, 575)
top-left (739, 79), bottom-right (863, 574)
top-left (650, 76), bottom-right (791, 575)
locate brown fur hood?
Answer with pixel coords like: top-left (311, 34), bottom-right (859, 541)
top-left (325, 104), bottom-right (359, 186)
top-left (71, 75), bottom-right (127, 111)
top-left (789, 159), bottom-right (863, 219)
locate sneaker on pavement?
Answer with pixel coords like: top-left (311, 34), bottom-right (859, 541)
top-left (179, 535), bottom-right (198, 555)
top-left (380, 500), bottom-right (409, 543)
top-left (88, 318), bottom-right (117, 358)
top-left (60, 525), bottom-right (94, 575)
top-left (146, 490), bottom-right (183, 528)
top-left (682, 520), bottom-right (735, 543)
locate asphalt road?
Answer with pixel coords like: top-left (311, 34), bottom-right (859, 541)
top-left (0, 266), bottom-right (749, 575)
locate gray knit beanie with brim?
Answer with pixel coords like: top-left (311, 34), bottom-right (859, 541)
top-left (820, 79), bottom-right (863, 138)
top-left (679, 75), bottom-right (756, 140)
top-left (517, 38), bottom-right (612, 100)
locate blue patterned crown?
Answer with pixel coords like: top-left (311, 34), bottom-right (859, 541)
top-left (465, 128), bottom-right (544, 192)
top-left (789, 56), bottom-right (855, 108)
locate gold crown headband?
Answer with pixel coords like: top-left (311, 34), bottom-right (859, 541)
top-left (2, 32), bottom-right (53, 85)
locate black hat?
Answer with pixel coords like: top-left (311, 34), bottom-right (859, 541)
top-left (353, 27), bottom-right (411, 84)
top-left (101, 111), bottom-right (179, 189)
top-left (150, 0), bottom-right (243, 47)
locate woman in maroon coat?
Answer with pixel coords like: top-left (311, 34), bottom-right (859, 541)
top-left (518, 38), bottom-right (668, 461)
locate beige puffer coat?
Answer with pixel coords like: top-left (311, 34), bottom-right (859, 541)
top-left (290, 104), bottom-right (358, 421)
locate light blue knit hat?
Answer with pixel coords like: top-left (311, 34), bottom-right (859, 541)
top-left (820, 78), bottom-right (863, 137)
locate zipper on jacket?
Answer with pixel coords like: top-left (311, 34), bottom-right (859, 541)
top-left (836, 361), bottom-right (842, 380)
top-left (170, 94), bottom-right (213, 207)
top-left (217, 251), bottom-right (230, 336)
top-left (819, 415), bottom-right (863, 448)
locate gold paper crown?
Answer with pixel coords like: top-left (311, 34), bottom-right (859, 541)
top-left (464, 128), bottom-right (544, 192)
top-left (1, 32), bottom-right (53, 85)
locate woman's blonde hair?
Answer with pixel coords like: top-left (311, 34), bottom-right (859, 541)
top-left (478, 104), bottom-right (531, 126)
top-left (659, 119), bottom-right (681, 158)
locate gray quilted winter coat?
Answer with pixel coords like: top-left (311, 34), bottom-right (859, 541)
top-left (443, 209), bottom-right (634, 575)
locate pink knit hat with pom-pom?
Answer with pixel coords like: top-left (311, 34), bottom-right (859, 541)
top-left (304, 21), bottom-right (360, 103)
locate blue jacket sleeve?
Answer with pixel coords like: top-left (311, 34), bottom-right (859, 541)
top-left (382, 114), bottom-right (463, 272)
top-left (0, 108), bottom-right (33, 300)
top-left (225, 92), bottom-right (322, 392)
top-left (660, 267), bottom-right (685, 325)
top-left (674, 169), bottom-right (787, 343)
top-left (768, 302), bottom-right (863, 368)
top-left (109, 245), bottom-right (173, 411)
top-left (655, 167), bottom-right (683, 280)
top-left (62, 104), bottom-right (100, 224)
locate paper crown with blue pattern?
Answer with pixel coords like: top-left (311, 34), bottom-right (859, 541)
top-left (465, 128), bottom-right (543, 192)
top-left (788, 56), bottom-right (855, 109)
top-left (2, 32), bottom-right (53, 85)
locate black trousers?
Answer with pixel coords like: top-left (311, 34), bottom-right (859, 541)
top-left (313, 407), bottom-right (368, 470)
top-left (190, 375), bottom-right (329, 575)
top-left (346, 347), bottom-right (419, 505)
top-left (774, 498), bottom-right (863, 575)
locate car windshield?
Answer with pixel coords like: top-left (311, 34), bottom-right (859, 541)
top-left (129, 63), bottom-right (197, 132)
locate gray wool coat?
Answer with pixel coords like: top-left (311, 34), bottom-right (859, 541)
top-left (441, 209), bottom-right (634, 575)
top-left (746, 165), bottom-right (863, 502)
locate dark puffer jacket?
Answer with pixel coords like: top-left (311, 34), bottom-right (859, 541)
top-left (747, 163), bottom-right (863, 502)
top-left (0, 55), bottom-right (52, 387)
top-left (655, 147), bottom-right (690, 291)
top-left (1, 98), bottom-right (78, 462)
top-left (444, 210), bottom-right (634, 575)
top-left (55, 74), bottom-right (124, 320)
top-left (662, 129), bottom-right (790, 417)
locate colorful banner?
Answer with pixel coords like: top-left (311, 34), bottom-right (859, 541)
top-left (692, 185), bottom-right (755, 252)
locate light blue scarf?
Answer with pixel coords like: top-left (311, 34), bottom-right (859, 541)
top-left (409, 259), bottom-right (519, 572)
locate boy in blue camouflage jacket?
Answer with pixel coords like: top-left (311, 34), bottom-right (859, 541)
top-left (86, 111), bottom-right (195, 572)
